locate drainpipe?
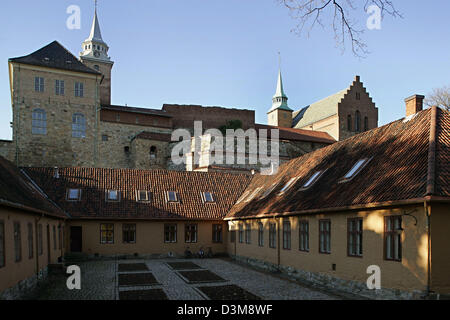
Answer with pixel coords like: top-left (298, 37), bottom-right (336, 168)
top-left (277, 218), bottom-right (281, 269)
top-left (34, 214), bottom-right (43, 277)
top-left (94, 76), bottom-right (100, 167)
top-left (424, 200), bottom-right (431, 297)
top-left (14, 65), bottom-right (21, 167)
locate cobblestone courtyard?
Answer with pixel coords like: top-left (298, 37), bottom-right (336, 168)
top-left (29, 258), bottom-right (342, 300)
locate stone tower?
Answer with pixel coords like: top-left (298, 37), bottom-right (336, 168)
top-left (80, 4), bottom-right (114, 105)
top-left (267, 69), bottom-right (293, 128)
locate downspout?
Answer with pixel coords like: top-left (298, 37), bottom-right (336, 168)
top-left (14, 65), bottom-right (21, 167)
top-left (277, 218), bottom-right (281, 269)
top-left (94, 76), bottom-right (100, 167)
top-left (424, 106), bottom-right (437, 296)
top-left (34, 214), bottom-right (43, 277)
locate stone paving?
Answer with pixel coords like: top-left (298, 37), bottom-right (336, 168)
top-left (29, 258), bottom-right (339, 300)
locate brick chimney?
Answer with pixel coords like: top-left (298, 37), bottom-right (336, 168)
top-left (405, 94), bottom-right (425, 117)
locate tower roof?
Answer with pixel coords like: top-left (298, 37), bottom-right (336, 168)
top-left (86, 7), bottom-right (106, 45)
top-left (269, 69), bottom-right (292, 113)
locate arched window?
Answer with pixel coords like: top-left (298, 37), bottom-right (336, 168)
top-left (347, 115), bottom-right (352, 131)
top-left (72, 113), bottom-right (86, 138)
top-left (364, 117), bottom-right (369, 131)
top-left (355, 111), bottom-right (361, 132)
top-left (150, 146), bottom-right (157, 160)
top-left (32, 109), bottom-right (47, 135)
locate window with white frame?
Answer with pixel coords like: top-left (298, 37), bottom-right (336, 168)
top-left (32, 109), bottom-right (47, 135)
top-left (106, 190), bottom-right (120, 202)
top-left (245, 187), bottom-right (262, 202)
top-left (100, 224), bottom-right (114, 244)
top-left (202, 192), bottom-right (215, 203)
top-left (258, 222), bottom-right (264, 247)
top-left (301, 170), bottom-right (325, 190)
top-left (75, 82), bottom-right (84, 97)
top-left (67, 188), bottom-right (81, 201)
top-left (166, 191), bottom-right (179, 203)
top-left (35, 77), bottom-right (44, 92)
top-left (279, 177), bottom-right (300, 195)
top-left (341, 158), bottom-right (371, 182)
top-left (55, 80), bottom-right (65, 95)
top-left (72, 113), bottom-right (86, 138)
top-left (137, 190), bottom-right (151, 202)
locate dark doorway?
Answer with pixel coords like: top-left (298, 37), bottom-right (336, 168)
top-left (70, 226), bottom-right (82, 253)
top-left (46, 225), bottom-right (51, 264)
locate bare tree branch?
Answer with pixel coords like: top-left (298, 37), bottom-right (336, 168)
top-left (278, 0), bottom-right (401, 57)
top-left (425, 86), bottom-right (450, 111)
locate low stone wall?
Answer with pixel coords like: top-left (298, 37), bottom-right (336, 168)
top-left (0, 267), bottom-right (48, 300)
top-left (231, 254), bottom-right (426, 300)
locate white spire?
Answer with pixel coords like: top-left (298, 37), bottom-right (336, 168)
top-left (80, 1), bottom-right (111, 62)
top-left (86, 5), bottom-right (105, 44)
top-left (269, 69), bottom-right (291, 112)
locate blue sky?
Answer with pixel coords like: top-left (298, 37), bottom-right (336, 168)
top-left (0, 0), bottom-right (449, 140)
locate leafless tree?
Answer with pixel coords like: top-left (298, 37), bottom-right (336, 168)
top-left (278, 0), bottom-right (401, 57)
top-left (425, 86), bottom-right (450, 111)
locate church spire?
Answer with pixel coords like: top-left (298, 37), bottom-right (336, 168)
top-left (269, 61), bottom-right (291, 112)
top-left (80, 0), bottom-right (111, 62)
top-left (87, 2), bottom-right (105, 44)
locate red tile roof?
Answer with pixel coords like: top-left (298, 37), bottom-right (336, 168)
top-left (254, 124), bottom-right (336, 144)
top-left (23, 168), bottom-right (252, 220)
top-left (0, 156), bottom-right (67, 218)
top-left (226, 107), bottom-right (450, 220)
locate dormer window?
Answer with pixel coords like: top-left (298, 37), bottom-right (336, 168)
top-left (67, 189), bottom-right (81, 201)
top-left (202, 192), bottom-right (215, 203)
top-left (300, 170), bottom-right (327, 190)
top-left (106, 190), bottom-right (120, 202)
top-left (279, 177), bottom-right (300, 195)
top-left (166, 191), bottom-right (179, 203)
top-left (340, 158), bottom-right (372, 182)
top-left (136, 190), bottom-right (151, 202)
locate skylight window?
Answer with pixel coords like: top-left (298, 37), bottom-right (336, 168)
top-left (260, 183), bottom-right (278, 199)
top-left (300, 170), bottom-right (327, 190)
top-left (245, 187), bottom-right (263, 202)
top-left (278, 177), bottom-right (300, 195)
top-left (166, 191), bottom-right (179, 203)
top-left (202, 192), bottom-right (215, 203)
top-left (67, 189), bottom-right (81, 201)
top-left (137, 190), bottom-right (151, 202)
top-left (106, 190), bottom-right (120, 202)
top-left (341, 158), bottom-right (372, 182)
top-left (236, 190), bottom-right (250, 204)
